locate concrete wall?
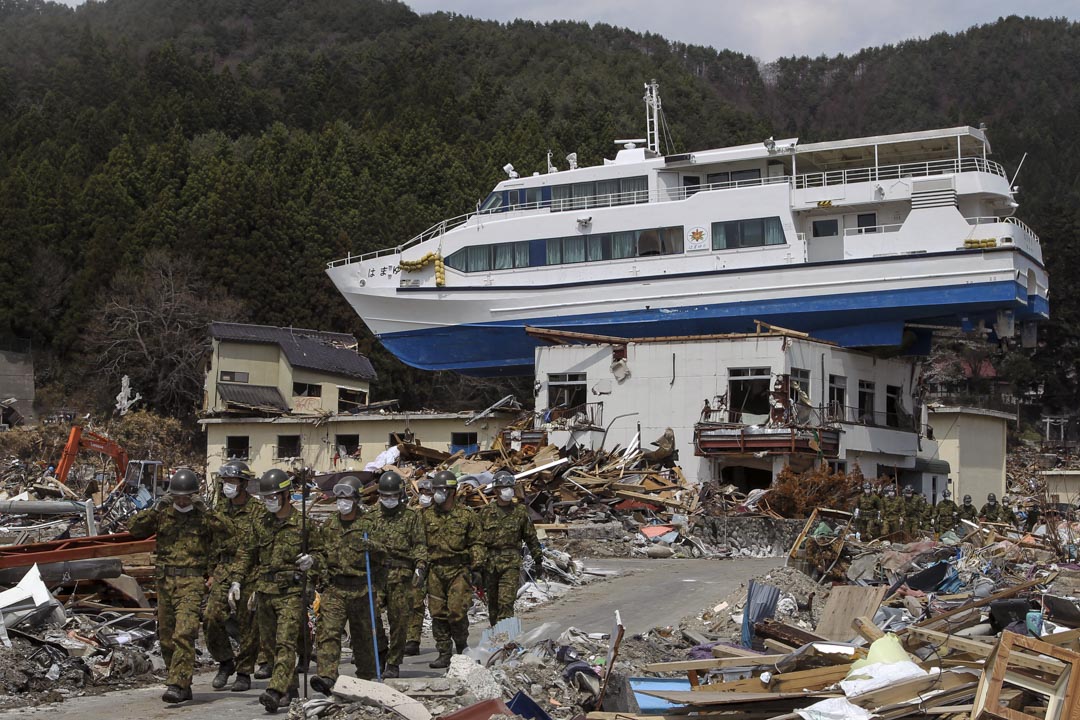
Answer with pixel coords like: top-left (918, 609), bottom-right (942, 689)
top-left (534, 335), bottom-right (924, 485)
top-left (1041, 472), bottom-right (1080, 504)
top-left (202, 414), bottom-right (498, 476)
top-left (692, 515), bottom-right (805, 557)
top-left (928, 408), bottom-right (1009, 502)
top-left (0, 349), bottom-right (34, 423)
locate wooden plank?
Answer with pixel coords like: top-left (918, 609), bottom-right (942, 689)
top-left (637, 690), bottom-right (840, 706)
top-left (613, 490), bottom-right (688, 509)
top-left (698, 664), bottom-right (852, 694)
top-left (763, 639), bottom-right (798, 654)
top-left (644, 655), bottom-right (786, 672)
top-left (906, 628), bottom-right (1067, 674)
top-left (901, 574), bottom-right (1055, 635)
top-left (852, 616), bottom-right (885, 643)
top-left (815, 585), bottom-right (887, 641)
top-left (711, 644), bottom-right (767, 658)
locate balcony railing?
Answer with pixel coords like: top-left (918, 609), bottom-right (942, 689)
top-left (699, 402), bottom-right (918, 432)
top-left (844, 223), bottom-right (903, 236)
top-left (794, 156), bottom-right (1005, 190)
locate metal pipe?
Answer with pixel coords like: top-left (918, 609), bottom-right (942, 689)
top-left (0, 500), bottom-right (89, 515)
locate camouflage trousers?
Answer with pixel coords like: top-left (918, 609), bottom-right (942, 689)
top-left (407, 581), bottom-right (426, 643)
top-left (381, 570), bottom-right (415, 666)
top-left (157, 575), bottom-right (207, 689)
top-left (255, 590), bottom-right (301, 695)
top-left (427, 564), bottom-right (471, 656)
top-left (316, 584), bottom-right (376, 681)
top-left (484, 557), bottom-right (522, 626)
top-left (204, 577), bottom-right (259, 673)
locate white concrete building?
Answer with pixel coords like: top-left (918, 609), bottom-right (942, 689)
top-left (927, 405), bottom-right (1013, 504)
top-left (533, 329), bottom-right (942, 491)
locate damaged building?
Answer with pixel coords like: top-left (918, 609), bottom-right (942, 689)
top-left (200, 322), bottom-right (500, 474)
top-left (531, 326), bottom-right (971, 494)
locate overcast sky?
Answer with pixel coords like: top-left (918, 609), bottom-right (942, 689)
top-left (55, 0), bottom-right (1079, 60)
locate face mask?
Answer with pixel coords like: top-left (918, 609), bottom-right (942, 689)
top-left (380, 497), bottom-right (400, 510)
top-left (222, 483), bottom-right (239, 499)
top-left (337, 499), bottom-right (355, 515)
top-left (433, 491), bottom-right (447, 505)
top-left (173, 502), bottom-right (194, 513)
top-left (264, 496), bottom-right (282, 513)
top-left (418, 494), bottom-right (433, 507)
top-left (499, 488), bottom-right (515, 502)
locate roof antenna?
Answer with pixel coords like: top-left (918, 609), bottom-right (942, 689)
top-left (643, 79), bottom-right (662, 155)
top-left (546, 150), bottom-right (557, 174)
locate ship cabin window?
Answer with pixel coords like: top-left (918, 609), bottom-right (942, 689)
top-left (728, 367), bottom-right (772, 423)
top-left (479, 192), bottom-right (503, 212)
top-left (857, 213), bottom-right (878, 233)
top-left (551, 175), bottom-right (648, 211)
top-left (812, 219), bottom-right (840, 238)
top-left (712, 216), bottom-right (785, 250)
top-left (445, 241), bottom-right (530, 272)
top-left (683, 175), bottom-right (701, 196)
top-left (731, 168), bottom-right (762, 183)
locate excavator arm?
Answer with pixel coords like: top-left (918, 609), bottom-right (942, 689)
top-left (54, 426), bottom-right (130, 485)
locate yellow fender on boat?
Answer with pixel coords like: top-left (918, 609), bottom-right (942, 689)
top-left (399, 252), bottom-right (446, 287)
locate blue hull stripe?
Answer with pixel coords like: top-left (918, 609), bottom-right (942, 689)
top-left (378, 280), bottom-right (1046, 375)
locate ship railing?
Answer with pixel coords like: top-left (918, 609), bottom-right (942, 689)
top-left (327, 213), bottom-right (474, 267)
top-left (794, 156), bottom-right (1006, 190)
top-left (965, 216), bottom-right (1041, 246)
top-left (844, 223), bottom-right (903, 236)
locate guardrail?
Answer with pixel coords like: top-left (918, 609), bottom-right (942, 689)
top-left (965, 216), bottom-right (1041, 245)
top-left (844, 223), bottom-right (903, 236)
top-left (795, 156), bottom-right (1005, 190)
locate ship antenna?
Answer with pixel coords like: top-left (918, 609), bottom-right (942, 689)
top-left (644, 79), bottom-right (662, 155)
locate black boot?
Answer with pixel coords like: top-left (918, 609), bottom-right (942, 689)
top-left (230, 673), bottom-right (251, 692)
top-left (428, 653), bottom-right (452, 669)
top-left (212, 659), bottom-right (236, 690)
top-left (309, 675), bottom-right (334, 697)
top-left (453, 636), bottom-right (469, 655)
top-left (403, 640), bottom-right (420, 656)
top-left (259, 688), bottom-right (283, 714)
top-left (162, 684), bottom-right (192, 703)
top-left (383, 663), bottom-right (400, 678)
top-left (254, 662), bottom-right (272, 679)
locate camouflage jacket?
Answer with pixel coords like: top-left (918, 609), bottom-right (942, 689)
top-left (215, 497), bottom-right (269, 581)
top-left (423, 503), bottom-right (484, 569)
top-left (479, 502), bottom-right (541, 565)
top-left (980, 503), bottom-right (1014, 524)
top-left (935, 500), bottom-right (959, 528)
top-left (957, 504), bottom-right (978, 522)
top-left (367, 505), bottom-right (427, 582)
top-left (881, 496), bottom-right (905, 519)
top-left (905, 495), bottom-right (929, 522)
top-left (310, 511), bottom-right (378, 580)
top-left (240, 506), bottom-right (305, 594)
top-left (128, 498), bottom-right (230, 576)
top-left (854, 494), bottom-right (882, 520)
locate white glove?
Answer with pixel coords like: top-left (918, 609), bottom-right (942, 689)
top-left (248, 592), bottom-right (257, 612)
top-left (227, 582), bottom-right (241, 612)
top-left (296, 553), bottom-right (314, 572)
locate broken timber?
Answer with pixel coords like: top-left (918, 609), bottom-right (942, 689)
top-left (0, 532), bottom-right (156, 569)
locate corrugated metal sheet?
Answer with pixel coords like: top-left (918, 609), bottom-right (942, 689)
top-left (217, 383), bottom-right (289, 412)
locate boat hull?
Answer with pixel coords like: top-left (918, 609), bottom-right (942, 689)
top-left (327, 247), bottom-right (1048, 375)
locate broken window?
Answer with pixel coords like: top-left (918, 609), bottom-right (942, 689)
top-left (275, 435), bottom-right (301, 460)
top-left (858, 380), bottom-right (877, 425)
top-left (225, 436), bottom-right (249, 460)
top-left (219, 370), bottom-right (249, 383)
top-left (548, 373), bottom-right (587, 410)
top-left (728, 367), bottom-right (771, 423)
top-left (886, 385), bottom-right (907, 429)
top-left (293, 382), bottom-right (322, 397)
top-left (335, 434), bottom-right (360, 458)
top-left (790, 368), bottom-right (813, 423)
top-left (828, 460), bottom-right (847, 474)
top-left (829, 375), bottom-right (847, 421)
top-left (338, 387), bottom-right (368, 413)
top-left (450, 432), bottom-right (479, 454)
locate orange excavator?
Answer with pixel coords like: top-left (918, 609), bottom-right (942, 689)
top-left (54, 426), bottom-right (165, 495)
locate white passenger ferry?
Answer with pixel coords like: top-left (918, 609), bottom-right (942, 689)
top-left (327, 82), bottom-right (1048, 375)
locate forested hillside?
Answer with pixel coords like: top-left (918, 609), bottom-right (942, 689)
top-left (1, 0), bottom-right (1078, 417)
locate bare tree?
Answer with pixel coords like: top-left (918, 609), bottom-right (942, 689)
top-left (86, 250), bottom-right (244, 418)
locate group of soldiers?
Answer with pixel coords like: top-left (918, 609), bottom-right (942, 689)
top-left (852, 483), bottom-right (1018, 539)
top-left (129, 461), bottom-right (541, 713)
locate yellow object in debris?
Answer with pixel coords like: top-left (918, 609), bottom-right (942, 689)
top-left (849, 633), bottom-right (912, 673)
top-left (399, 251), bottom-right (446, 287)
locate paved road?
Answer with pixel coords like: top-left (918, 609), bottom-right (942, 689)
top-left (5, 557), bottom-right (778, 719)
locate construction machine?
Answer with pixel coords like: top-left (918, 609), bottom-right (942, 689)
top-left (54, 426), bottom-right (166, 497)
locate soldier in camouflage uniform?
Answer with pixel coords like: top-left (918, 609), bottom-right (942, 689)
top-left (238, 468), bottom-right (309, 714)
top-left (853, 483), bottom-right (882, 539)
top-left (957, 494), bottom-right (978, 523)
top-left (933, 488), bottom-right (960, 536)
top-left (423, 470), bottom-right (485, 669)
top-left (880, 485), bottom-right (905, 538)
top-left (405, 477), bottom-right (435, 656)
top-left (129, 468), bottom-right (230, 705)
top-left (903, 486), bottom-right (929, 534)
top-left (479, 471), bottom-right (542, 626)
top-left (308, 476), bottom-right (379, 695)
top-left (202, 460), bottom-right (267, 692)
top-left (980, 493), bottom-right (1014, 524)
top-left (367, 471), bottom-right (427, 678)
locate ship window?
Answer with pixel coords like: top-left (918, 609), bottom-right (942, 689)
top-left (660, 226), bottom-right (684, 254)
top-left (620, 176), bottom-right (648, 203)
top-left (545, 238), bottom-right (562, 265)
top-left (706, 171), bottom-right (730, 186)
top-left (683, 175), bottom-right (701, 196)
top-left (572, 182), bottom-right (593, 210)
top-left (563, 236), bottom-right (587, 263)
top-left (857, 212), bottom-right (878, 233)
top-left (552, 184), bottom-right (572, 211)
top-left (712, 216), bottom-right (785, 250)
top-left (596, 179), bottom-right (619, 207)
top-left (637, 229), bottom-right (661, 256)
top-left (525, 187), bottom-right (543, 206)
top-left (731, 168), bottom-right (762, 183)
top-left (465, 244), bottom-right (492, 272)
top-left (479, 192), bottom-right (503, 213)
top-left (495, 241), bottom-right (531, 271)
top-left (588, 235), bottom-right (605, 261)
top-left (812, 219), bottom-right (839, 238)
top-left (612, 232), bottom-right (636, 259)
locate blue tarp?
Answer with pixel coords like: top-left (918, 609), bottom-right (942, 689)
top-left (741, 579), bottom-right (781, 648)
top-left (628, 677), bottom-right (692, 713)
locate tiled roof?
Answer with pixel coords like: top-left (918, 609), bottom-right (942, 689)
top-left (217, 383), bottom-right (289, 412)
top-left (210, 322), bottom-right (376, 381)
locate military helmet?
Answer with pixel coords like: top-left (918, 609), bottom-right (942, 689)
top-left (378, 471), bottom-right (404, 495)
top-left (493, 470), bottom-right (515, 488)
top-left (942, 489), bottom-right (952, 499)
top-left (987, 492), bottom-right (997, 503)
top-left (963, 494), bottom-right (972, 504)
top-left (333, 475), bottom-right (364, 498)
top-left (431, 470), bottom-right (457, 490)
top-left (903, 486), bottom-right (913, 496)
top-left (169, 468), bottom-right (200, 496)
top-left (862, 482), bottom-right (872, 492)
top-left (257, 468), bottom-right (293, 496)
top-left (416, 477), bottom-right (433, 492)
top-left (219, 459), bottom-right (255, 481)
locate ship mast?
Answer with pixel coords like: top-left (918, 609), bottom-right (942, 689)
top-left (644, 79), bottom-right (661, 155)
